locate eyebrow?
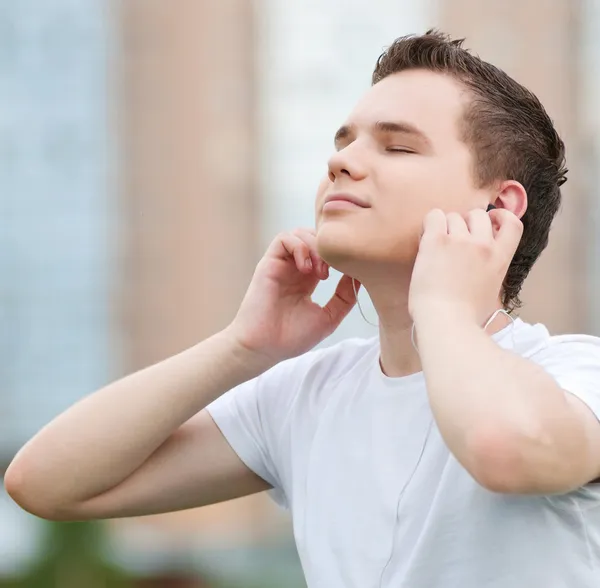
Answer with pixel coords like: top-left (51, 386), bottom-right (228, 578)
top-left (334, 120), bottom-right (431, 147)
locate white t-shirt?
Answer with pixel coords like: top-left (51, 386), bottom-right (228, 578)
top-left (207, 319), bottom-right (600, 587)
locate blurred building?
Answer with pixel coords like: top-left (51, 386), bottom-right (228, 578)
top-left (1, 0), bottom-right (599, 586)
top-left (0, 0), bottom-right (116, 580)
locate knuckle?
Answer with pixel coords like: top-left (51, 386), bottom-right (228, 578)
top-left (292, 227), bottom-right (316, 244)
top-left (514, 218), bottom-right (525, 234)
top-left (468, 208), bottom-right (486, 220)
top-left (498, 212), bottom-right (523, 232)
top-left (423, 231), bottom-right (447, 246)
top-left (474, 239), bottom-right (494, 254)
top-left (273, 233), bottom-right (288, 250)
top-left (276, 232), bottom-right (300, 252)
top-left (475, 240), bottom-right (494, 255)
top-left (425, 208), bottom-right (443, 221)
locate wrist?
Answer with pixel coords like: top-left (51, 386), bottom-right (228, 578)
top-left (219, 325), bottom-right (279, 376)
top-left (411, 298), bottom-right (479, 328)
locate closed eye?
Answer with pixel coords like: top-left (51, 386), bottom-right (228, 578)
top-left (386, 147), bottom-right (415, 154)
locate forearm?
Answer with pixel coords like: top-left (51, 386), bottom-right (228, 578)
top-left (6, 328), bottom-right (272, 507)
top-left (414, 308), bottom-right (571, 487)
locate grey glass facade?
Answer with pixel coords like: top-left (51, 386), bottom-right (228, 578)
top-left (0, 0), bottom-right (114, 454)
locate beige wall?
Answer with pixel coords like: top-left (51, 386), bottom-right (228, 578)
top-left (117, 0), bottom-right (260, 367)
top-left (440, 0), bottom-right (587, 333)
top-left (113, 0), bottom-right (284, 543)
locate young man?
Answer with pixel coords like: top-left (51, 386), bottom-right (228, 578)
top-left (6, 31), bottom-right (600, 587)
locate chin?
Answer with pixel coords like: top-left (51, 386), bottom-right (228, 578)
top-left (315, 221), bottom-right (364, 272)
top-left (316, 220), bottom-right (419, 274)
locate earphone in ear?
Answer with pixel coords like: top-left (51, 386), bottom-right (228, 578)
top-left (486, 204), bottom-right (496, 212)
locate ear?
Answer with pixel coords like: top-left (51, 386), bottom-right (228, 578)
top-left (491, 180), bottom-right (527, 219)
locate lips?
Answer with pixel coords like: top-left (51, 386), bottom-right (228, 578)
top-left (323, 194), bottom-right (370, 208)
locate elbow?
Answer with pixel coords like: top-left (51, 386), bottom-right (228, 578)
top-left (4, 463), bottom-right (45, 518)
top-left (464, 425), bottom-right (536, 494)
top-left (4, 462), bottom-right (78, 522)
top-left (5, 463), bottom-right (52, 520)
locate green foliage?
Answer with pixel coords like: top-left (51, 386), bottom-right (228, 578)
top-left (12, 520), bottom-right (132, 588)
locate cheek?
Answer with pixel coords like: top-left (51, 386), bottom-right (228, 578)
top-left (314, 176), bottom-right (331, 221)
top-left (316, 176), bottom-right (330, 202)
top-left (431, 156), bottom-right (479, 209)
top-left (389, 159), bottom-right (473, 214)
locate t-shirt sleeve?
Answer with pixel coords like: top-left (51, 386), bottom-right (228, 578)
top-left (531, 334), bottom-right (600, 422)
top-left (205, 338), bottom-right (375, 509)
top-left (205, 357), bottom-right (302, 509)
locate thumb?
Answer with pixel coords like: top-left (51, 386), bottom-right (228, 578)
top-left (322, 275), bottom-right (358, 328)
top-left (489, 208), bottom-right (523, 251)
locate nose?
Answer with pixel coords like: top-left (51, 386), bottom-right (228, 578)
top-left (327, 143), bottom-right (368, 183)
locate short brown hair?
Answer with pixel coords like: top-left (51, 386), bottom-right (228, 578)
top-left (373, 30), bottom-right (568, 311)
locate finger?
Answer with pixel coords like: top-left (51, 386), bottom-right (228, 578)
top-left (293, 228), bottom-right (329, 279)
top-left (293, 226), bottom-right (317, 236)
top-left (295, 237), bottom-right (328, 280)
top-left (485, 205), bottom-right (503, 238)
top-left (276, 233), bottom-right (313, 272)
top-left (466, 209), bottom-right (493, 242)
top-left (421, 209), bottom-right (448, 239)
top-left (446, 212), bottom-right (469, 236)
top-left (322, 274), bottom-right (358, 328)
top-left (489, 209), bottom-right (523, 250)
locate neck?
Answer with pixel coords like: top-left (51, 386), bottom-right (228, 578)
top-left (362, 272), bottom-right (420, 378)
top-left (359, 271), bottom-right (511, 379)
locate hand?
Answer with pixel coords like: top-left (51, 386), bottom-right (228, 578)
top-left (408, 208), bottom-right (523, 324)
top-left (227, 228), bottom-right (358, 364)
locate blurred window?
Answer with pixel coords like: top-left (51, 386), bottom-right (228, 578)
top-left (0, 0), bottom-right (115, 454)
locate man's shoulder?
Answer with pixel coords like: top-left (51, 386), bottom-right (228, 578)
top-left (513, 318), bottom-right (600, 367)
top-left (254, 336), bottom-right (376, 399)
top-left (536, 331), bottom-right (600, 366)
top-left (311, 335), bottom-right (379, 361)
top-left (250, 336), bottom-right (378, 419)
top-left (276, 336), bottom-right (379, 381)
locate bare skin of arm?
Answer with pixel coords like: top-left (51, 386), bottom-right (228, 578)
top-left (5, 330), bottom-right (271, 521)
top-left (4, 229), bottom-right (356, 521)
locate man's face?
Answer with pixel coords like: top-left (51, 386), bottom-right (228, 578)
top-left (315, 69), bottom-right (490, 272)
